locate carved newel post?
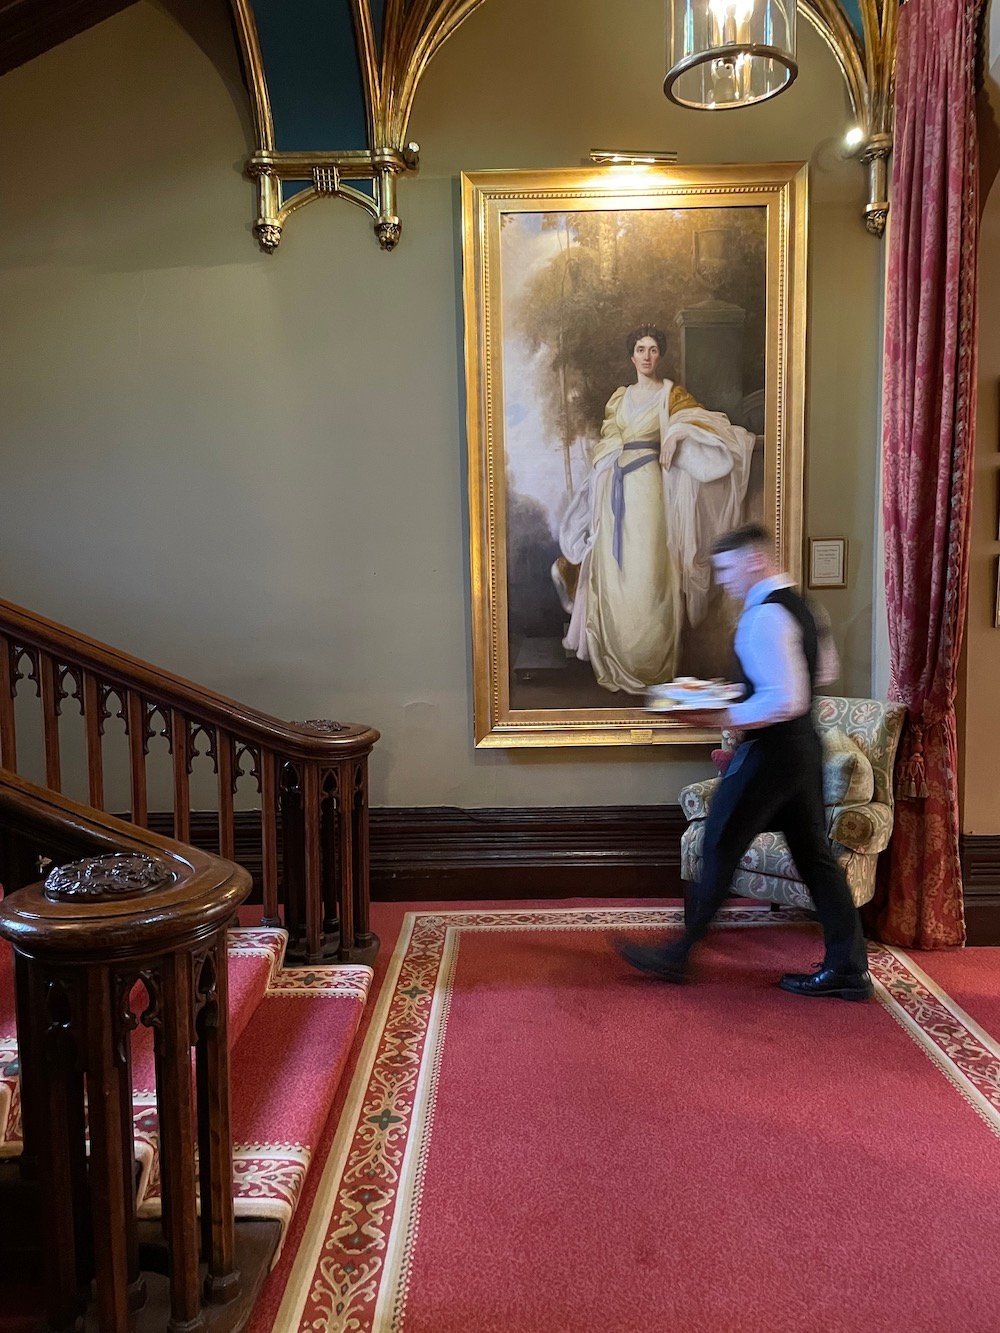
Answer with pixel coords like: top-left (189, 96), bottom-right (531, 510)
top-left (277, 719), bottom-right (377, 966)
top-left (0, 846), bottom-right (250, 1333)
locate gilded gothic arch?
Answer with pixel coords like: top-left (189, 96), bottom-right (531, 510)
top-left (0, 0), bottom-right (898, 249)
top-left (227, 0), bottom-right (898, 251)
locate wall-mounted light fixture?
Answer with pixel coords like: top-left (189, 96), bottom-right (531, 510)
top-left (664, 0), bottom-right (798, 110)
top-left (589, 150), bottom-right (680, 165)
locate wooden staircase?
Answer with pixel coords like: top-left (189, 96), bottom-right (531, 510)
top-left (0, 600), bottom-right (381, 1331)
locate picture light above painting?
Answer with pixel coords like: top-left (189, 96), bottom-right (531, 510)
top-left (461, 163), bottom-right (807, 748)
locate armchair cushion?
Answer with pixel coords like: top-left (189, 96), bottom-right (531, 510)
top-left (827, 801), bottom-right (894, 853)
top-left (814, 697), bottom-right (906, 806)
top-left (821, 729), bottom-right (875, 806)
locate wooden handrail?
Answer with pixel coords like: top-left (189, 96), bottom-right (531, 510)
top-left (0, 768), bottom-right (251, 1332)
top-left (0, 597), bottom-right (380, 964)
top-left (0, 767), bottom-right (248, 947)
top-left (0, 598), bottom-right (378, 759)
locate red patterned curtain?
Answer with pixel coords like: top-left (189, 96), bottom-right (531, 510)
top-left (876, 0), bottom-right (985, 948)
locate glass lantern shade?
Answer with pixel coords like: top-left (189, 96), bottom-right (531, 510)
top-left (665, 0), bottom-right (797, 110)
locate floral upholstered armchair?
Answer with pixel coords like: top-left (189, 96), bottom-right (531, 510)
top-left (678, 696), bottom-right (907, 909)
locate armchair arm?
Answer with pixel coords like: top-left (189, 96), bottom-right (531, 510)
top-left (827, 800), bottom-right (894, 853)
top-left (679, 777), bottom-right (720, 822)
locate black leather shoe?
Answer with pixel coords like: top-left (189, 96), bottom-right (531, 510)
top-left (615, 940), bottom-right (690, 984)
top-left (778, 966), bottom-right (874, 1001)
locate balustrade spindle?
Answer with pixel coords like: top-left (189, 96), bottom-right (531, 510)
top-left (84, 965), bottom-right (134, 1333)
top-left (114, 976), bottom-right (144, 1313)
top-left (20, 962), bottom-right (89, 1328)
top-left (320, 770), bottom-right (340, 940)
top-left (260, 751), bottom-right (280, 927)
top-left (82, 670), bottom-right (105, 809)
top-left (302, 763), bottom-right (323, 962)
top-left (279, 764), bottom-right (304, 944)
top-left (353, 760), bottom-right (374, 951)
top-left (216, 731), bottom-right (236, 862)
top-left (195, 942), bottom-right (239, 1302)
top-left (126, 691), bottom-right (149, 827)
top-left (0, 636), bottom-right (16, 770)
top-left (153, 951), bottom-right (203, 1329)
top-left (335, 764), bottom-right (356, 956)
top-left (39, 654), bottom-right (62, 792)
top-left (171, 711), bottom-right (191, 845)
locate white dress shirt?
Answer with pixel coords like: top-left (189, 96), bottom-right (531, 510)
top-left (727, 575), bottom-right (839, 729)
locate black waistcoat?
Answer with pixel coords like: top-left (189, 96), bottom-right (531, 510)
top-left (736, 586), bottom-right (819, 740)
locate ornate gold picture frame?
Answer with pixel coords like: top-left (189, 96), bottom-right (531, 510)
top-left (462, 164), bottom-right (807, 748)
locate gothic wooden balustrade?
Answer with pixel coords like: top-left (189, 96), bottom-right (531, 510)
top-left (0, 769), bottom-right (252, 1332)
top-left (0, 598), bottom-right (380, 964)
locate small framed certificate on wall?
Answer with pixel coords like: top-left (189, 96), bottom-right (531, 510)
top-left (808, 537), bottom-right (847, 589)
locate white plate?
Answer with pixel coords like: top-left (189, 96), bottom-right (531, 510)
top-left (647, 681), bottom-right (744, 705)
top-left (644, 697), bottom-right (733, 712)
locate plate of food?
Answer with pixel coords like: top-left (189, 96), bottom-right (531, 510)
top-left (644, 678), bottom-right (744, 711)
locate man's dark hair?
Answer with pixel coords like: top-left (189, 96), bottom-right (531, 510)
top-left (711, 523), bottom-right (774, 556)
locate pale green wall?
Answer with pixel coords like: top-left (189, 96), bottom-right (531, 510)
top-left (0, 0), bottom-right (881, 807)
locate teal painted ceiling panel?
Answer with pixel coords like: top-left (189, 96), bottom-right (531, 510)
top-left (839, 0), bottom-right (864, 37)
top-left (251, 0), bottom-right (368, 151)
top-left (370, 0), bottom-right (387, 51)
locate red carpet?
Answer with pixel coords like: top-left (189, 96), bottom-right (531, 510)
top-left (264, 905), bottom-right (1000, 1333)
top-left (898, 945), bottom-right (1000, 1034)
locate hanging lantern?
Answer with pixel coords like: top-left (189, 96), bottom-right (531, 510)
top-left (664, 0), bottom-right (797, 110)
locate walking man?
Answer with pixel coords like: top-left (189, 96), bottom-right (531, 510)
top-left (618, 524), bottom-right (873, 1000)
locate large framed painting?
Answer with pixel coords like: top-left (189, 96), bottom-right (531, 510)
top-left (462, 163), bottom-right (807, 748)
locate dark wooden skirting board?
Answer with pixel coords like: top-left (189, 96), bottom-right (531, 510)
top-left (144, 810), bottom-right (1000, 937)
top-left (144, 806), bottom-right (689, 902)
top-left (960, 834), bottom-right (1000, 945)
top-left (368, 805), bottom-right (689, 900)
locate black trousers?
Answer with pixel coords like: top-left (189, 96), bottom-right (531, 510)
top-left (683, 728), bottom-right (868, 974)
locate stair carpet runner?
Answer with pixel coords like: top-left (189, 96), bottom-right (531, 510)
top-left (0, 927), bottom-right (372, 1258)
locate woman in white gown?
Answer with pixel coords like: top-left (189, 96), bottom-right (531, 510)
top-left (554, 324), bottom-right (754, 693)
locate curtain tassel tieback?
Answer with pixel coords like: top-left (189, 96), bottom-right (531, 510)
top-left (898, 714), bottom-right (937, 801)
top-left (899, 753), bottom-right (928, 800)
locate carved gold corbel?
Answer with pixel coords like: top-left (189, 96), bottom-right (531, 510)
top-left (801, 0), bottom-right (898, 236)
top-left (231, 0), bottom-right (485, 251)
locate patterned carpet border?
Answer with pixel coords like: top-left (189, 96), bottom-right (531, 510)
top-left (274, 906), bottom-right (1000, 1331)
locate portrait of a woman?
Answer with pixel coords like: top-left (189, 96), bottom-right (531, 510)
top-left (553, 323), bottom-right (754, 693)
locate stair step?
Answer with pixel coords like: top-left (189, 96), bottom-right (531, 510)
top-left (128, 927), bottom-right (287, 1095)
top-left (0, 929), bottom-right (373, 1252)
top-left (130, 948), bottom-right (372, 1249)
